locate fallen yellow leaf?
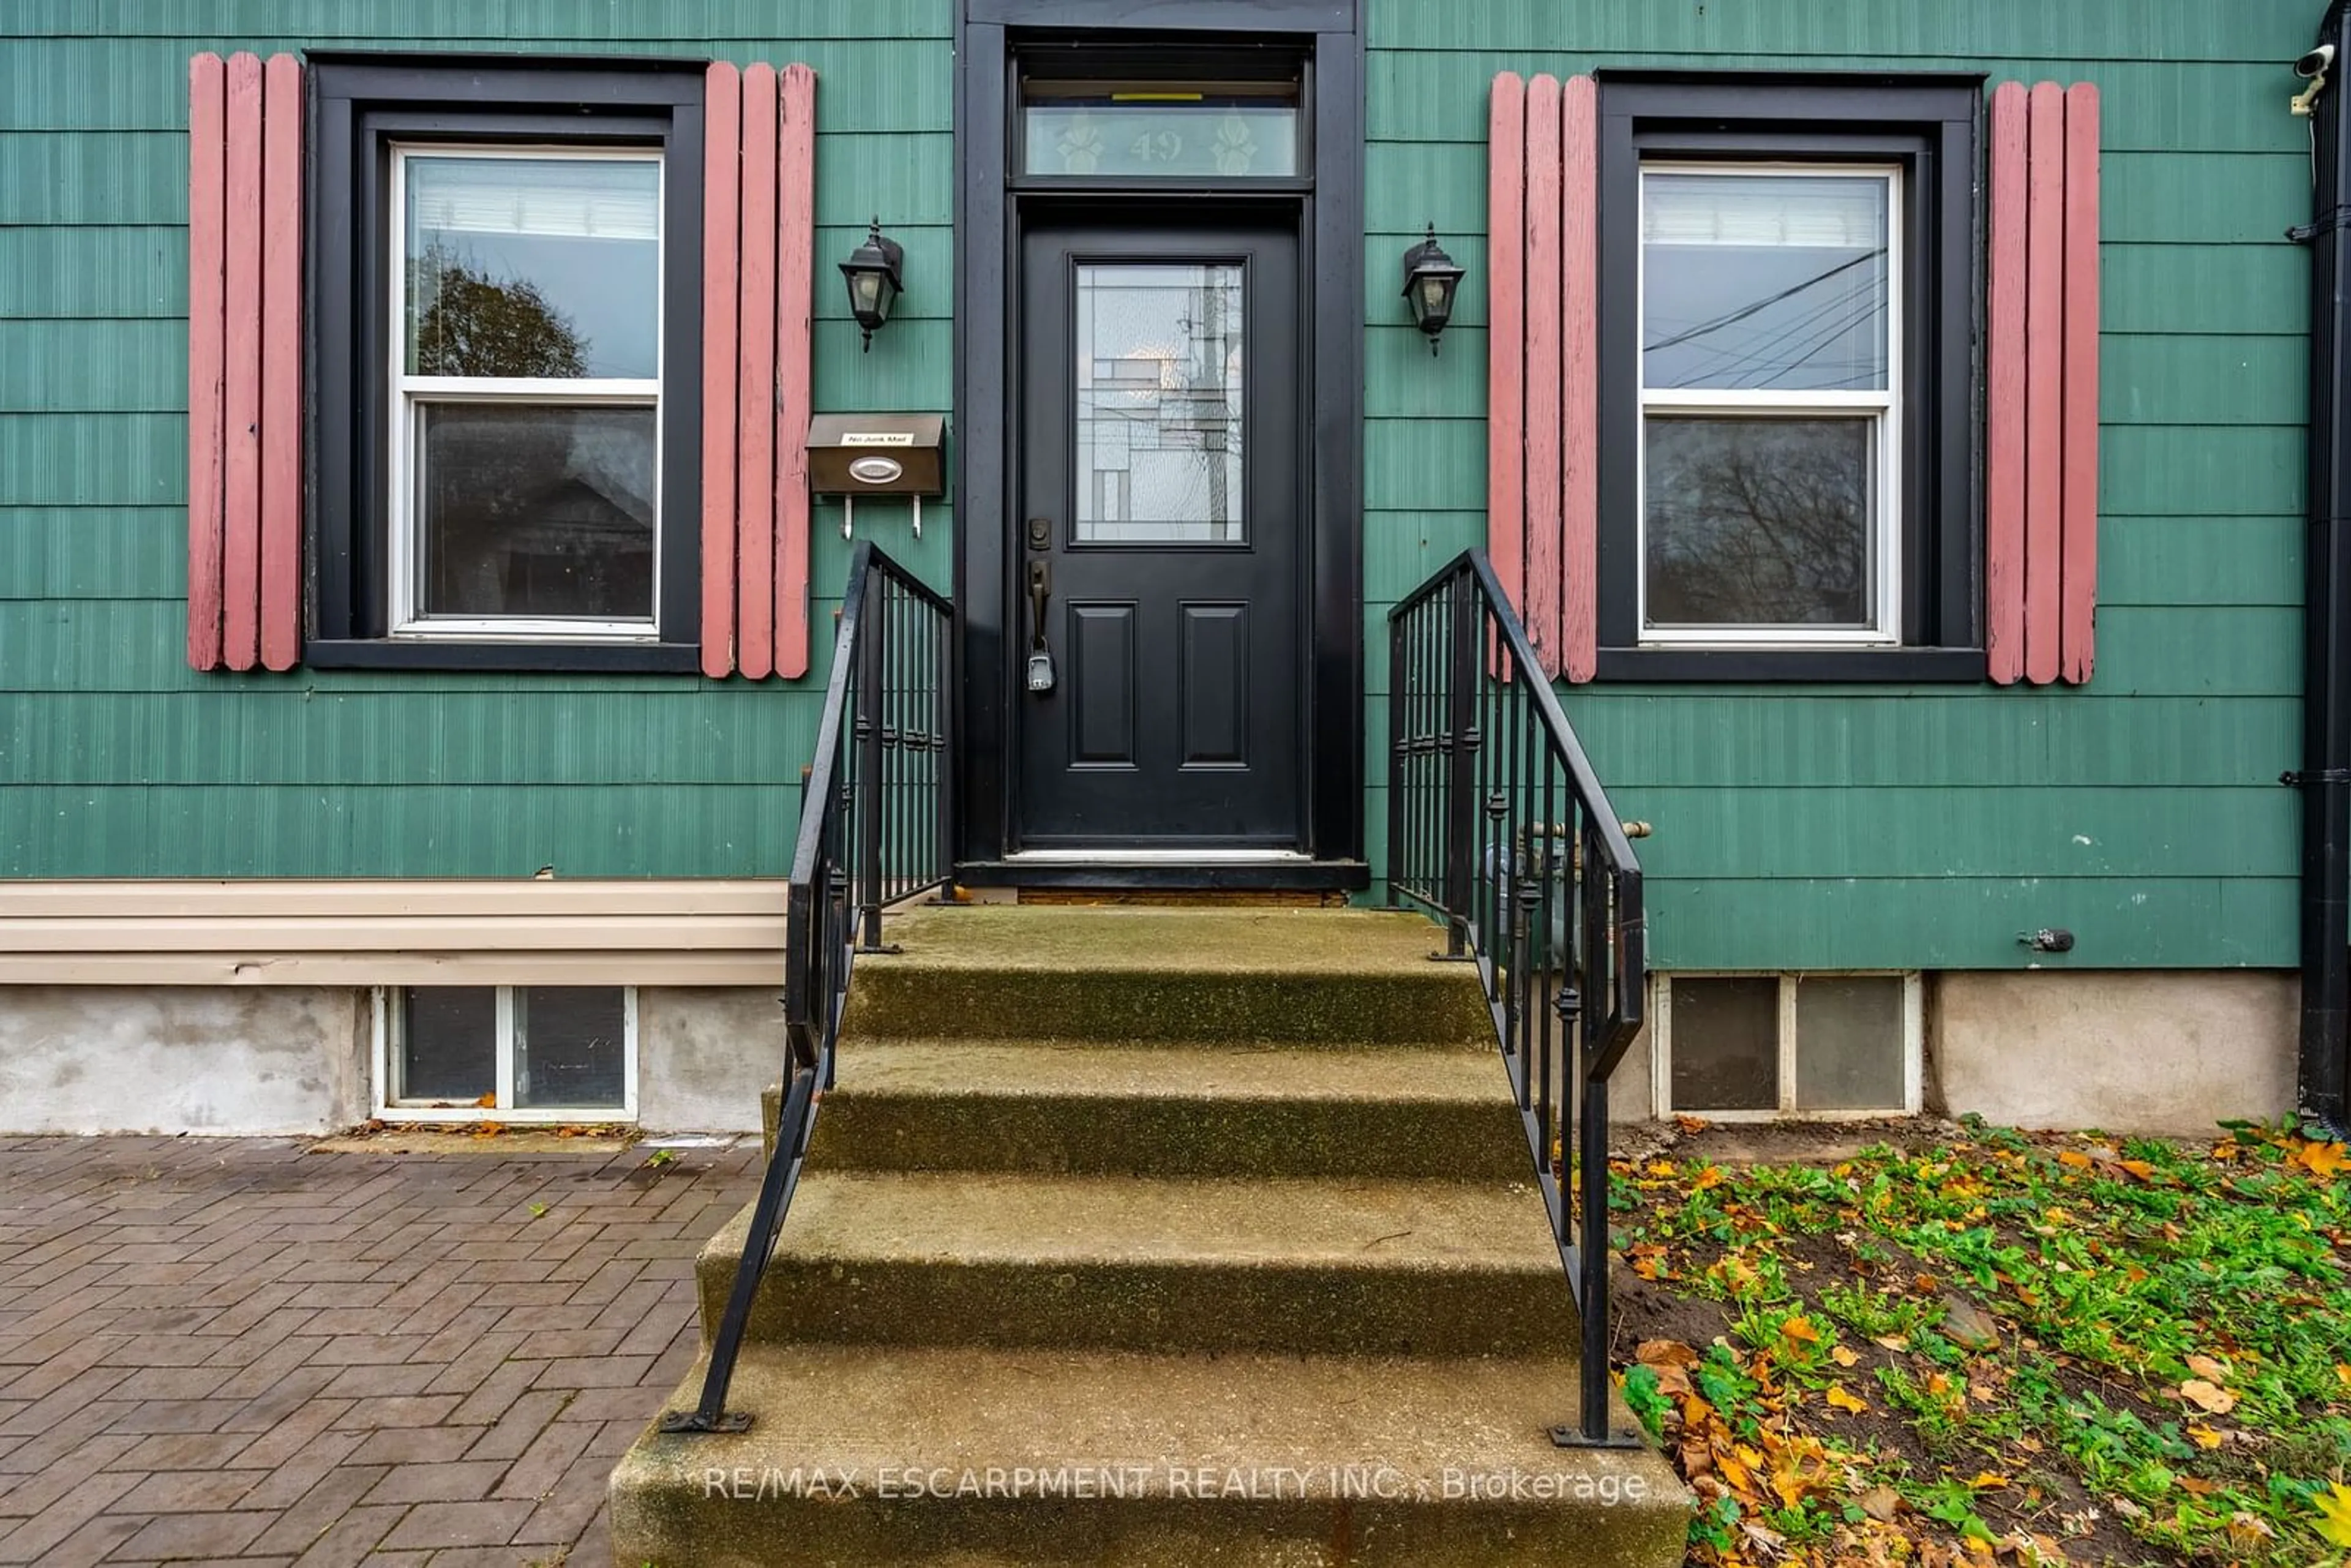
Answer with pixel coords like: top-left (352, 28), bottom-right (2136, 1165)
top-left (2315, 1480), bottom-right (2351, 1548)
top-left (2057, 1149), bottom-right (2092, 1169)
top-left (1831, 1346), bottom-right (1861, 1367)
top-left (1826, 1386), bottom-right (1869, 1414)
top-left (2294, 1140), bottom-right (2349, 1180)
top-left (2186, 1424), bottom-right (2225, 1450)
top-left (2185, 1353), bottom-right (2233, 1382)
top-left (1637, 1338), bottom-right (1700, 1368)
top-left (2180, 1378), bottom-right (2239, 1414)
top-left (1692, 1165), bottom-right (1727, 1191)
top-left (1968, 1471), bottom-right (2010, 1490)
top-left (1780, 1315), bottom-right (1821, 1345)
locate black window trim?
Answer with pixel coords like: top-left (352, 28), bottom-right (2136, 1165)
top-left (1592, 72), bottom-right (1985, 684)
top-left (304, 54), bottom-right (707, 673)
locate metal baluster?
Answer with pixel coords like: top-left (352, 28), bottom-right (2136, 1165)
top-left (857, 565), bottom-right (887, 952)
top-left (1577, 816), bottom-right (1614, 1444)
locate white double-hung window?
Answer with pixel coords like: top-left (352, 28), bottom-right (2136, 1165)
top-left (388, 148), bottom-right (664, 640)
top-left (1638, 166), bottom-right (1900, 645)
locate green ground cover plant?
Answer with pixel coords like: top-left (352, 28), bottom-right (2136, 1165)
top-left (1610, 1118), bottom-right (2351, 1567)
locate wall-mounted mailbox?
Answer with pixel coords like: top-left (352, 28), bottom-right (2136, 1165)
top-left (806, 413), bottom-right (945, 538)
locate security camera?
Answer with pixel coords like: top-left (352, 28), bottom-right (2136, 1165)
top-left (2299, 43), bottom-right (2336, 78)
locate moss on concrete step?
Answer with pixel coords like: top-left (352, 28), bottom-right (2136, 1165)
top-left (695, 1172), bottom-right (1572, 1357)
top-left (612, 1342), bottom-right (1690, 1568)
top-left (623, 902), bottom-right (1692, 1567)
top-left (843, 906), bottom-right (1493, 1045)
top-left (799, 1042), bottom-right (1531, 1179)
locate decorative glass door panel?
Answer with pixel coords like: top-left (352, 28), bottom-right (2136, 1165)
top-left (1074, 263), bottom-right (1245, 544)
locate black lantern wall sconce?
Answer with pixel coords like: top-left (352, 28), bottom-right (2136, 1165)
top-left (838, 217), bottom-right (905, 351)
top-left (1400, 222), bottom-right (1466, 355)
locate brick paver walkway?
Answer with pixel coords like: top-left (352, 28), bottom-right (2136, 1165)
top-left (0, 1135), bottom-right (762, 1566)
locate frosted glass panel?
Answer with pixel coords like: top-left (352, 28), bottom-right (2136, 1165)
top-left (1073, 264), bottom-right (1245, 544)
top-left (397, 987), bottom-right (495, 1103)
top-left (1024, 100), bottom-right (1296, 178)
top-left (1669, 977), bottom-right (1778, 1112)
top-left (1794, 977), bottom-right (1907, 1110)
top-left (514, 988), bottom-right (626, 1111)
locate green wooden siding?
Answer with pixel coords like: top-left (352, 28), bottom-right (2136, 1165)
top-left (0, 0), bottom-right (2319, 972)
top-left (0, 0), bottom-right (951, 880)
top-left (1362, 0), bottom-right (2314, 969)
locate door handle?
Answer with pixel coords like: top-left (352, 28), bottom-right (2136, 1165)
top-left (1026, 558), bottom-right (1056, 694)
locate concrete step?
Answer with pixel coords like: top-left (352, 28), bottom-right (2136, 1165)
top-left (612, 1342), bottom-right (1690, 1567)
top-left (843, 906), bottom-right (1492, 1046)
top-left (776, 1041), bottom-right (1531, 1179)
top-left (695, 1172), bottom-right (1570, 1356)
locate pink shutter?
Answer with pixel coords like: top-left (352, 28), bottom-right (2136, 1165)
top-left (701, 61), bottom-right (819, 680)
top-left (186, 51), bottom-right (301, 673)
top-left (700, 63), bottom-right (743, 678)
top-left (735, 63), bottom-right (780, 681)
top-left (1485, 73), bottom-right (1525, 644)
top-left (1521, 75), bottom-right (1563, 675)
top-left (221, 53), bottom-right (262, 671)
top-left (2060, 83), bottom-right (2101, 684)
top-left (1558, 74), bottom-right (1599, 686)
top-left (1987, 80), bottom-right (2099, 686)
top-left (187, 55), bottom-right (227, 672)
top-left (258, 53), bottom-right (302, 672)
top-left (1485, 72), bottom-right (1598, 684)
top-left (774, 64), bottom-right (817, 680)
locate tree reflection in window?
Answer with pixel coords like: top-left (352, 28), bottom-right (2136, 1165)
top-left (1644, 417), bottom-right (1872, 628)
top-left (410, 242), bottom-right (590, 380)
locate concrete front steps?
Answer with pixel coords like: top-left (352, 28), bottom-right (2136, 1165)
top-left (612, 905), bottom-right (1689, 1567)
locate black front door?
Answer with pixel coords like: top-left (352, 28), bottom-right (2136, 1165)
top-left (1013, 214), bottom-right (1304, 851)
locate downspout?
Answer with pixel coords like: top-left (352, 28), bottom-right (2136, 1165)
top-left (2291, 0), bottom-right (2351, 1133)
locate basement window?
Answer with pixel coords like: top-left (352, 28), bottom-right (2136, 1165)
top-left (373, 985), bottom-right (636, 1122)
top-left (1653, 972), bottom-right (1920, 1119)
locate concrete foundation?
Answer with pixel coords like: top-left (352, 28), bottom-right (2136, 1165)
top-left (634, 986), bottom-right (784, 1132)
top-left (0, 986), bottom-right (370, 1135)
top-left (0, 969), bottom-right (2304, 1137)
top-left (1929, 969), bottom-right (2298, 1133)
top-left (0, 983), bottom-right (786, 1136)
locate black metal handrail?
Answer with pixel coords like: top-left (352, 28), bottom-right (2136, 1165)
top-left (663, 541), bottom-right (953, 1434)
top-left (1387, 548), bottom-right (1646, 1448)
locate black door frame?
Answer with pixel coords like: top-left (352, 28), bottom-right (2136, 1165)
top-left (954, 0), bottom-right (1366, 889)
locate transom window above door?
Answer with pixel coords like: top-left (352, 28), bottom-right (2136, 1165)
top-left (391, 148), bottom-right (664, 640)
top-left (1639, 166), bottom-right (1901, 645)
top-left (1022, 80), bottom-right (1300, 178)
